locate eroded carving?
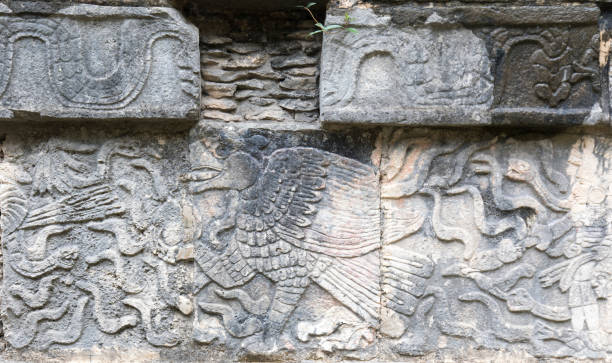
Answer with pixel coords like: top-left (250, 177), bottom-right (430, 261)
top-left (0, 5), bottom-right (199, 119)
top-left (187, 127), bottom-right (433, 357)
top-left (378, 130), bottom-right (611, 358)
top-left (0, 132), bottom-right (192, 350)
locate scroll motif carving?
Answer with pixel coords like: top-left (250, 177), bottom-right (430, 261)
top-left (0, 128), bottom-right (610, 360)
top-left (378, 130), bottom-right (611, 358)
top-left (0, 133), bottom-right (193, 350)
top-left (492, 26), bottom-right (600, 109)
top-left (0, 5), bottom-right (199, 119)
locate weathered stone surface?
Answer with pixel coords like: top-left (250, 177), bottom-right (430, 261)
top-left (0, 3), bottom-right (200, 121)
top-left (0, 124), bottom-right (611, 361)
top-left (279, 76), bottom-right (317, 91)
top-left (321, 4), bottom-right (604, 126)
top-left (376, 129), bottom-right (612, 359)
top-left (202, 97), bottom-right (238, 111)
top-left (0, 127), bottom-right (194, 354)
top-left (203, 82), bottom-right (237, 98)
top-left (187, 124), bottom-right (381, 358)
top-left (3, 0), bottom-right (612, 361)
top-left (196, 10), bottom-right (320, 123)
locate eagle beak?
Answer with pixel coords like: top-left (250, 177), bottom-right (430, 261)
top-left (180, 164), bottom-right (224, 194)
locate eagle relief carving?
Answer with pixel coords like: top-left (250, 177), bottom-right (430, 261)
top-left (185, 129), bottom-right (433, 354)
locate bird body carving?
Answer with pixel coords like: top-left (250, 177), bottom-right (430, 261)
top-left (187, 146), bottom-right (433, 351)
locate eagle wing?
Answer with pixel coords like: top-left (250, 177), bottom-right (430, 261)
top-left (236, 147), bottom-right (380, 258)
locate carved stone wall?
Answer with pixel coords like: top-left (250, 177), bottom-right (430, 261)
top-left (0, 0), bottom-right (611, 362)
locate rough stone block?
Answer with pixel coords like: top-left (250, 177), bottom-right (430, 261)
top-left (187, 124), bottom-right (382, 358)
top-left (321, 5), bottom-right (603, 126)
top-left (0, 129), bottom-right (194, 353)
top-left (0, 3), bottom-right (200, 121)
top-left (377, 129), bottom-right (612, 359)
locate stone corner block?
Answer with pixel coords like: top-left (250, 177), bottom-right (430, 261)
top-left (0, 3), bottom-right (200, 121)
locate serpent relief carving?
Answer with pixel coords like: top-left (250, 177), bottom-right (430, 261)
top-left (0, 133), bottom-right (194, 349)
top-left (0, 11), bottom-right (198, 110)
top-left (377, 130), bottom-right (611, 358)
top-left (0, 129), bottom-right (610, 360)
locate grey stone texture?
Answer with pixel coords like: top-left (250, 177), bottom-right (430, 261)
top-left (195, 10), bottom-right (320, 123)
top-left (0, 0), bottom-right (612, 362)
top-left (1, 124), bottom-right (612, 361)
top-left (321, 3), bottom-right (604, 126)
top-left (0, 3), bottom-right (200, 121)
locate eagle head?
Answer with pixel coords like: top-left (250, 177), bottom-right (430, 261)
top-left (182, 152), bottom-right (260, 194)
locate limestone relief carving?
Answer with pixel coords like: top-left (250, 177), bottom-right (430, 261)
top-left (377, 130), bottom-right (611, 358)
top-left (492, 27), bottom-right (600, 109)
top-left (0, 5), bottom-right (199, 119)
top-left (0, 133), bottom-right (194, 350)
top-left (186, 127), bottom-right (432, 356)
top-left (0, 128), bottom-right (610, 360)
top-left (320, 22), bottom-right (493, 115)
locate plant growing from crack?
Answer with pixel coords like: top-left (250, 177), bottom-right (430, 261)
top-left (298, 2), bottom-right (357, 36)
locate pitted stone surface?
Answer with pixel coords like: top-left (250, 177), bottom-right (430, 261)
top-left (0, 3), bottom-right (200, 121)
top-left (1, 0), bottom-right (612, 361)
top-left (0, 128), bottom-right (194, 352)
top-left (0, 125), bottom-right (611, 361)
top-left (321, 4), bottom-right (603, 126)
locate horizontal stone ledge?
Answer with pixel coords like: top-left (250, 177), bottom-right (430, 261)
top-left (0, 3), bottom-right (200, 121)
top-left (321, 4), bottom-right (606, 127)
top-left (327, 4), bottom-right (600, 26)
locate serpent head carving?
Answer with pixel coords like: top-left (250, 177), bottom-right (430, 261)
top-left (505, 158), bottom-right (535, 182)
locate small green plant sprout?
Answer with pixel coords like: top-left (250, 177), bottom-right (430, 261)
top-left (298, 2), bottom-right (358, 36)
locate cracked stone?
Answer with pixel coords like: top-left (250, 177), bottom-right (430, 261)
top-left (294, 111), bottom-right (319, 122)
top-left (271, 53), bottom-right (319, 69)
top-left (279, 99), bottom-right (318, 112)
top-left (235, 79), bottom-right (273, 90)
top-left (286, 67), bottom-right (318, 77)
top-left (270, 90), bottom-right (317, 99)
top-left (222, 53), bottom-right (267, 70)
top-left (234, 89), bottom-right (271, 100)
top-left (244, 104), bottom-right (290, 121)
top-left (201, 68), bottom-right (246, 82)
top-left (279, 76), bottom-right (317, 91)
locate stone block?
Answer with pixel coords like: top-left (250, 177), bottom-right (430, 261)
top-left (187, 124), bottom-right (381, 358)
top-left (0, 3), bottom-right (200, 121)
top-left (0, 129), bottom-right (194, 352)
top-left (320, 5), bottom-right (603, 126)
top-left (377, 129), bottom-right (612, 359)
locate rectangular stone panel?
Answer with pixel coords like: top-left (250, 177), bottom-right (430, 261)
top-left (0, 128), bottom-right (195, 354)
top-left (187, 124), bottom-right (383, 359)
top-left (320, 4), bottom-right (603, 126)
top-left (378, 129), bottom-right (612, 359)
top-left (0, 3), bottom-right (200, 121)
